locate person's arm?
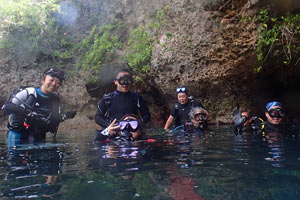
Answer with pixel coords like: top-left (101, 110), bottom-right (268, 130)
top-left (164, 115), bottom-right (174, 131)
top-left (95, 98), bottom-right (111, 128)
top-left (2, 89), bottom-right (35, 116)
top-left (137, 93), bottom-right (151, 123)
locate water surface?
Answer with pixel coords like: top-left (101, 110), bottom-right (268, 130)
top-left (1, 127), bottom-right (300, 200)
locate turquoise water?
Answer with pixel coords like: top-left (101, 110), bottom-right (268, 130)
top-left (1, 127), bottom-right (300, 200)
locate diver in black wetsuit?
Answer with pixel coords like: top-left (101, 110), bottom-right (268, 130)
top-left (233, 101), bottom-right (292, 135)
top-left (2, 68), bottom-right (76, 147)
top-left (95, 68), bottom-right (151, 128)
top-left (233, 107), bottom-right (264, 134)
top-left (164, 86), bottom-right (205, 132)
top-left (262, 101), bottom-right (290, 133)
top-left (183, 106), bottom-right (209, 133)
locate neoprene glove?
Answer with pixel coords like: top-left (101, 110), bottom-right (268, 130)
top-left (26, 110), bottom-right (51, 125)
top-left (232, 107), bottom-right (243, 127)
top-left (61, 110), bottom-right (77, 121)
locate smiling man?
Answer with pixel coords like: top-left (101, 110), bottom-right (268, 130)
top-left (95, 68), bottom-right (151, 128)
top-left (260, 100), bottom-right (295, 134)
top-left (265, 101), bottom-right (284, 125)
top-left (2, 67), bottom-right (76, 147)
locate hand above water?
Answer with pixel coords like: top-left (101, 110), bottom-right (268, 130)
top-left (232, 107), bottom-right (243, 127)
top-left (107, 119), bottom-right (120, 136)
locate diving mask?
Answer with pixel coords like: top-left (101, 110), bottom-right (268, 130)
top-left (268, 108), bottom-right (284, 118)
top-left (194, 112), bottom-right (208, 122)
top-left (116, 75), bottom-right (133, 86)
top-left (119, 119), bottom-right (139, 132)
top-left (176, 86), bottom-right (187, 93)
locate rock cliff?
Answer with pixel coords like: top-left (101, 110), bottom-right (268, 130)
top-left (1, 0), bottom-right (300, 129)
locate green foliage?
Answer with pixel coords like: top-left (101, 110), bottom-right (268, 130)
top-left (125, 6), bottom-right (170, 74)
top-left (0, 0), bottom-right (60, 56)
top-left (125, 26), bottom-right (152, 73)
top-left (155, 6), bottom-right (168, 27)
top-left (75, 24), bottom-right (122, 84)
top-left (165, 31), bottom-right (173, 39)
top-left (255, 9), bottom-right (300, 70)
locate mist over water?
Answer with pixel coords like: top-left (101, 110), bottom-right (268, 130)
top-left (55, 1), bottom-right (78, 27)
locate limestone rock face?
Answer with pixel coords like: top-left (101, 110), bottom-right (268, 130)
top-left (1, 0), bottom-right (300, 128)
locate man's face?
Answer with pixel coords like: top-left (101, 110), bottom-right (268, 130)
top-left (177, 93), bottom-right (188, 105)
top-left (114, 72), bottom-right (132, 93)
top-left (265, 106), bottom-right (284, 125)
top-left (41, 75), bottom-right (61, 94)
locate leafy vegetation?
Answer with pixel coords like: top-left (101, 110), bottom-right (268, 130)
top-left (0, 0), bottom-right (60, 58)
top-left (124, 6), bottom-right (169, 75)
top-left (255, 9), bottom-right (300, 71)
top-left (73, 24), bottom-right (122, 84)
top-left (0, 1), bottom-right (173, 84)
top-left (124, 26), bottom-right (152, 73)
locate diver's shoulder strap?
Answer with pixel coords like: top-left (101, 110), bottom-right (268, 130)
top-left (188, 96), bottom-right (195, 107)
top-left (24, 87), bottom-right (37, 98)
top-left (102, 92), bottom-right (116, 106)
top-left (3, 86), bottom-right (37, 109)
top-left (174, 102), bottom-right (179, 109)
top-left (173, 102), bottom-right (180, 119)
top-left (98, 91), bottom-right (118, 117)
top-left (135, 91), bottom-right (140, 108)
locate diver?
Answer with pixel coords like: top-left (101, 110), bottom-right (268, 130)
top-left (233, 101), bottom-right (292, 135)
top-left (183, 107), bottom-right (209, 133)
top-left (95, 67), bottom-right (151, 128)
top-left (164, 86), bottom-right (206, 132)
top-left (94, 113), bottom-right (145, 142)
top-left (262, 101), bottom-right (290, 133)
top-left (1, 67), bottom-right (77, 147)
top-left (232, 107), bottom-right (263, 134)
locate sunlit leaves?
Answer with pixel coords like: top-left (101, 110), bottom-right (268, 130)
top-left (255, 9), bottom-right (300, 68)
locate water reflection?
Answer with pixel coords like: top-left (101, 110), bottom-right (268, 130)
top-left (91, 141), bottom-right (149, 172)
top-left (0, 127), bottom-right (300, 200)
top-left (1, 143), bottom-right (65, 199)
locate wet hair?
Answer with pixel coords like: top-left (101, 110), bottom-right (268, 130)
top-left (120, 113), bottom-right (144, 137)
top-left (188, 107), bottom-right (207, 119)
top-left (43, 67), bottom-right (65, 82)
top-left (115, 68), bottom-right (133, 79)
top-left (120, 113), bottom-right (140, 121)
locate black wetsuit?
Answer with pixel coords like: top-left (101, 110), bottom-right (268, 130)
top-left (95, 90), bottom-right (151, 128)
top-left (262, 121), bottom-right (293, 134)
top-left (170, 99), bottom-right (203, 127)
top-left (235, 120), bottom-right (294, 138)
